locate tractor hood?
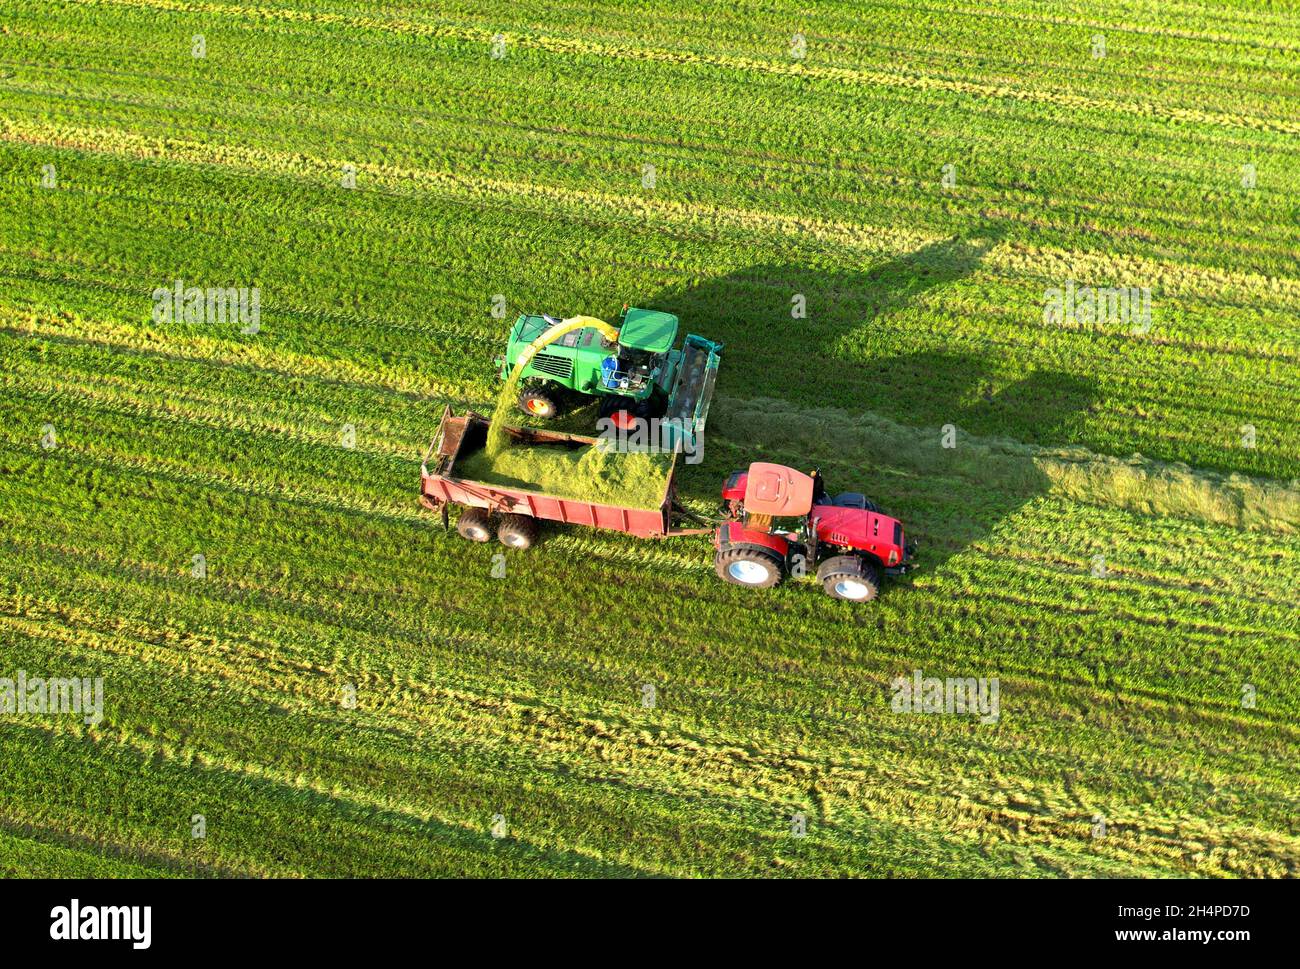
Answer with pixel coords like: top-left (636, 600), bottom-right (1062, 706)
top-left (618, 307), bottom-right (678, 354)
top-left (811, 505), bottom-right (903, 556)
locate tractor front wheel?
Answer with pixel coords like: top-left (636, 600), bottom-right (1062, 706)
top-left (518, 387), bottom-right (561, 420)
top-left (497, 514), bottom-right (538, 550)
top-left (456, 507), bottom-right (493, 542)
top-left (816, 555), bottom-right (881, 602)
top-left (715, 545), bottom-right (785, 589)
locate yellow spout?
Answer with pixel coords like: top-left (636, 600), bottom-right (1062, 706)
top-left (512, 315), bottom-right (619, 377)
top-left (486, 315), bottom-right (620, 457)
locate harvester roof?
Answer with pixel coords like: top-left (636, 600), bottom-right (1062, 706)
top-left (618, 308), bottom-right (678, 354)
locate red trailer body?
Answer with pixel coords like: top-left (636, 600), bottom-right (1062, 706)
top-left (419, 407), bottom-right (711, 539)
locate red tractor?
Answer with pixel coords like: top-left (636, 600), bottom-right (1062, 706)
top-left (715, 463), bottom-right (914, 601)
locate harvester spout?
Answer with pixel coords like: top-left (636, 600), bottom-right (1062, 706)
top-left (488, 315), bottom-right (621, 456)
top-left (511, 315), bottom-right (619, 376)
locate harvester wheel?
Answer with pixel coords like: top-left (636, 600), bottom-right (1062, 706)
top-left (816, 555), bottom-right (881, 602)
top-left (496, 514), bottom-right (538, 550)
top-left (714, 545), bottom-right (785, 589)
top-left (598, 395), bottom-right (641, 429)
top-left (456, 507), bottom-right (493, 542)
top-left (518, 387), bottom-right (561, 420)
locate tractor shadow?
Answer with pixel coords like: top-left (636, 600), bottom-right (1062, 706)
top-left (659, 236), bottom-right (1098, 581)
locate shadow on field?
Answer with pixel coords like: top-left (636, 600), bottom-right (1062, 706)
top-left (661, 233), bottom-right (1007, 413)
top-left (660, 232), bottom-right (1099, 579)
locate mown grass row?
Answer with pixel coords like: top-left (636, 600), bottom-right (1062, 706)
top-left (4, 136), bottom-right (1299, 479)
top-left (4, 382), bottom-right (1297, 777)
top-left (4, 26), bottom-right (1296, 285)
top-left (1, 438), bottom-right (1295, 875)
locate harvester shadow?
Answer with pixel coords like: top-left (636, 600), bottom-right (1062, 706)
top-left (658, 238), bottom-right (1097, 584)
top-left (662, 232), bottom-right (1005, 413)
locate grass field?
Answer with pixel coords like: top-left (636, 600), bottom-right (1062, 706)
top-left (1, 0), bottom-right (1298, 877)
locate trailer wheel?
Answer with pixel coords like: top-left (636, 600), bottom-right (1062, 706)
top-left (518, 387), bottom-right (561, 419)
top-left (496, 514), bottom-right (538, 550)
top-left (816, 555), bottom-right (881, 602)
top-left (715, 545), bottom-right (785, 589)
top-left (456, 507), bottom-right (493, 542)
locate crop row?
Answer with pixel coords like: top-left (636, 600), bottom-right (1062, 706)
top-left (4, 139), bottom-right (1299, 479)
top-left (2, 492), bottom-right (1295, 875)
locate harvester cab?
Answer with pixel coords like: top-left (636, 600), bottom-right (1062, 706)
top-left (715, 463), bottom-right (916, 601)
top-left (599, 307), bottom-right (677, 398)
top-left (496, 306), bottom-right (723, 451)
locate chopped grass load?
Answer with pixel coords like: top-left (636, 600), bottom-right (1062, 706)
top-left (455, 441), bottom-right (672, 511)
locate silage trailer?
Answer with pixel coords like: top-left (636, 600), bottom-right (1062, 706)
top-left (420, 408), bottom-right (914, 602)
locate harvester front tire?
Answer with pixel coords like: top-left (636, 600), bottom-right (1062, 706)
top-left (497, 514), bottom-right (538, 550)
top-left (518, 387), bottom-right (561, 420)
top-left (715, 545), bottom-right (785, 589)
top-left (817, 555), bottom-right (881, 602)
top-left (456, 507), bottom-right (493, 542)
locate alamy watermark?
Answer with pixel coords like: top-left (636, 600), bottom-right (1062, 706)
top-left (891, 669), bottom-right (999, 724)
top-left (1044, 279), bottom-right (1151, 334)
top-left (1, 670), bottom-right (104, 725)
top-left (152, 279), bottom-right (261, 334)
top-left (595, 416), bottom-right (704, 464)
top-left (50, 900), bottom-right (150, 950)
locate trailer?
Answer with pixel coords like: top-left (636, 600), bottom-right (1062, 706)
top-left (420, 407), bottom-right (713, 543)
top-left (421, 408), bottom-right (914, 602)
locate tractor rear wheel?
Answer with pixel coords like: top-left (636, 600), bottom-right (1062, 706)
top-left (715, 545), bottom-right (785, 589)
top-left (496, 514), bottom-right (538, 550)
top-left (816, 555), bottom-right (881, 602)
top-left (518, 387), bottom-right (561, 420)
top-left (456, 507), bottom-right (493, 542)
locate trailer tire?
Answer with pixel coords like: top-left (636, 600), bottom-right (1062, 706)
top-left (715, 545), bottom-right (785, 589)
top-left (518, 386), bottom-right (561, 419)
top-left (456, 507), bottom-right (493, 542)
top-left (817, 555), bottom-right (881, 602)
top-left (497, 514), bottom-right (538, 550)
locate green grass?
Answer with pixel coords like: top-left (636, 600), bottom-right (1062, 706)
top-left (0, 0), bottom-right (1297, 877)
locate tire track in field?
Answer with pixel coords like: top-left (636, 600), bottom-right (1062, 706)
top-left (10, 477), bottom-right (1296, 739)
top-left (7, 514), bottom-right (1298, 788)
top-left (10, 327), bottom-right (1297, 587)
top-left (5, 299), bottom-right (1294, 559)
top-left (12, 54), bottom-right (1299, 249)
top-left (0, 815), bottom-right (236, 878)
top-left (17, 151), bottom-right (1297, 359)
top-left (7, 595), bottom-right (1293, 877)
top-left (715, 396), bottom-right (1300, 535)
top-left (0, 311), bottom-right (455, 398)
top-left (0, 601), bottom-right (993, 877)
top-left (78, 0), bottom-right (1300, 135)
top-left (2, 710), bottom-right (645, 877)
top-left (7, 116), bottom-right (1299, 314)
top-left (10, 452), bottom-right (1300, 848)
